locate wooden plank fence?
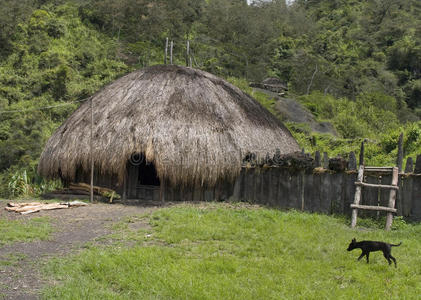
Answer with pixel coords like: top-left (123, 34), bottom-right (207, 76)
top-left (230, 160), bottom-right (421, 222)
top-left (229, 135), bottom-right (421, 223)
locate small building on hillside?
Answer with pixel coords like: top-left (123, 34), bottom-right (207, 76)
top-left (38, 65), bottom-right (299, 201)
top-left (250, 77), bottom-right (288, 95)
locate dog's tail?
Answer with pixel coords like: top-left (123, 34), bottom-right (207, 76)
top-left (391, 242), bottom-right (402, 247)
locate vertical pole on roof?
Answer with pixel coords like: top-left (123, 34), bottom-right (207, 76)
top-left (170, 41), bottom-right (173, 65)
top-left (90, 97), bottom-right (94, 203)
top-left (164, 37), bottom-right (168, 65)
top-left (186, 40), bottom-right (190, 67)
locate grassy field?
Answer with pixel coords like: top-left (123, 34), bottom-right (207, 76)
top-left (43, 203), bottom-right (421, 299)
top-left (0, 217), bottom-right (52, 246)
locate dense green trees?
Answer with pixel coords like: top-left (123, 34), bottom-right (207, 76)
top-left (0, 3), bottom-right (128, 196)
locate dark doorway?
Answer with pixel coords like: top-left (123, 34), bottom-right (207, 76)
top-left (132, 153), bottom-right (160, 186)
top-left (126, 153), bottom-right (161, 200)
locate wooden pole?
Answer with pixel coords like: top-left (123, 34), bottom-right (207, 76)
top-left (354, 182), bottom-right (399, 190)
top-left (351, 165), bottom-right (364, 228)
top-left (170, 41), bottom-right (173, 65)
top-left (385, 167), bottom-right (399, 230)
top-left (350, 204), bottom-right (397, 213)
top-left (359, 141), bottom-right (365, 166)
top-left (348, 151), bottom-right (357, 171)
top-left (90, 97), bottom-right (94, 203)
top-left (314, 151), bottom-right (321, 167)
top-left (300, 171), bottom-right (305, 211)
top-left (404, 157), bottom-right (414, 173)
top-left (164, 37), bottom-right (168, 65)
top-left (186, 40), bottom-right (190, 67)
top-left (323, 152), bottom-right (329, 169)
top-left (397, 133), bottom-right (403, 172)
top-left (415, 154), bottom-right (421, 174)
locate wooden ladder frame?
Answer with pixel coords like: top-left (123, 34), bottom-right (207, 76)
top-left (350, 166), bottom-right (399, 230)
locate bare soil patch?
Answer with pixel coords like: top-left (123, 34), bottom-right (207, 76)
top-left (0, 200), bottom-right (162, 300)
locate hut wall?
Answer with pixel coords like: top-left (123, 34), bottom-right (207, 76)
top-left (74, 168), bottom-right (122, 194)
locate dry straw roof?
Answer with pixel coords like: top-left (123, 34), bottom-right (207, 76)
top-left (38, 65), bottom-right (299, 187)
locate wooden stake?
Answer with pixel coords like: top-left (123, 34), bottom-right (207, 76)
top-left (90, 97), bottom-right (94, 203)
top-left (351, 165), bottom-right (364, 228)
top-left (186, 40), bottom-right (190, 67)
top-left (359, 141), bottom-right (365, 166)
top-left (405, 157), bottom-right (414, 173)
top-left (415, 154), bottom-right (421, 174)
top-left (385, 167), bottom-right (399, 230)
top-left (170, 41), bottom-right (173, 65)
top-left (323, 152), bottom-right (329, 169)
top-left (164, 37), bottom-right (168, 65)
top-left (397, 133), bottom-right (403, 172)
top-left (300, 171), bottom-right (305, 211)
top-left (315, 151), bottom-right (321, 168)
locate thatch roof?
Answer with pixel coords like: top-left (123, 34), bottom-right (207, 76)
top-left (38, 65), bottom-right (299, 187)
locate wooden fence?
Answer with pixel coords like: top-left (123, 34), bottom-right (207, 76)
top-left (231, 166), bottom-right (421, 221)
top-left (230, 145), bottom-right (421, 221)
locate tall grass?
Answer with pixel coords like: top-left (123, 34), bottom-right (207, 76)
top-left (43, 204), bottom-right (421, 299)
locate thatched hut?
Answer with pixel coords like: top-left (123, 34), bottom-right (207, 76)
top-left (38, 65), bottom-right (299, 201)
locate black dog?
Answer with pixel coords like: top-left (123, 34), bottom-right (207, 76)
top-left (347, 238), bottom-right (401, 267)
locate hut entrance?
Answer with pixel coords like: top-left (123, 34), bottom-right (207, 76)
top-left (126, 154), bottom-right (161, 200)
top-left (137, 156), bottom-right (160, 186)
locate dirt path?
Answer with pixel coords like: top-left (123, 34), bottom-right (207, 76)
top-left (0, 200), bottom-right (162, 300)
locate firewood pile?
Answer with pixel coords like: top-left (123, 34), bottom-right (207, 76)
top-left (52, 183), bottom-right (120, 202)
top-left (5, 201), bottom-right (88, 215)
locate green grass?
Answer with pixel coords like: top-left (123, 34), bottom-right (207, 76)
top-left (43, 203), bottom-right (421, 299)
top-left (0, 253), bottom-right (27, 266)
top-left (0, 217), bottom-right (52, 246)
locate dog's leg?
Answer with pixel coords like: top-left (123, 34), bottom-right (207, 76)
top-left (358, 252), bottom-right (365, 261)
top-left (383, 252), bottom-right (392, 265)
top-left (366, 252), bottom-right (370, 263)
top-left (390, 255), bottom-right (397, 268)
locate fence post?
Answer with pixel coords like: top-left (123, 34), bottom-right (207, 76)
top-left (405, 157), bottom-right (414, 173)
top-left (348, 151), bottom-right (357, 171)
top-left (385, 167), bottom-right (399, 230)
top-left (315, 151), bottom-right (321, 168)
top-left (414, 155), bottom-right (421, 174)
top-left (90, 97), bottom-right (94, 203)
top-left (170, 41), bottom-right (174, 65)
top-left (186, 40), bottom-right (190, 67)
top-left (351, 165), bottom-right (364, 228)
top-left (397, 133), bottom-right (403, 172)
top-left (323, 152), bottom-right (329, 169)
top-left (164, 37), bottom-right (168, 65)
top-left (359, 141), bottom-right (365, 166)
